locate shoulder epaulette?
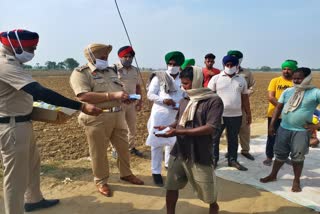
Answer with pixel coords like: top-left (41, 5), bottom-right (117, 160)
top-left (108, 65), bottom-right (118, 74)
top-left (75, 65), bottom-right (89, 72)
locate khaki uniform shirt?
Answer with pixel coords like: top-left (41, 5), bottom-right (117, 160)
top-left (238, 67), bottom-right (255, 95)
top-left (116, 63), bottom-right (141, 94)
top-left (0, 48), bottom-right (35, 117)
top-left (69, 62), bottom-right (123, 109)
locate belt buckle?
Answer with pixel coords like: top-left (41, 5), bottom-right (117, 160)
top-left (112, 106), bottom-right (121, 112)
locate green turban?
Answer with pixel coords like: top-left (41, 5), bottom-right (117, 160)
top-left (165, 51), bottom-right (185, 66)
top-left (181, 58), bottom-right (195, 70)
top-left (227, 50), bottom-right (243, 59)
top-left (281, 60), bottom-right (298, 71)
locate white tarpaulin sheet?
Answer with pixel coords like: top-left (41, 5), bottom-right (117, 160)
top-left (215, 133), bottom-right (320, 212)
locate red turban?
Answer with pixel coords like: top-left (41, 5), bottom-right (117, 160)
top-left (118, 46), bottom-right (135, 58)
top-left (0, 29), bottom-right (39, 48)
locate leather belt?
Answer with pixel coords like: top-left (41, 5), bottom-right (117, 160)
top-left (102, 106), bottom-right (122, 113)
top-left (0, 114), bottom-right (32, 124)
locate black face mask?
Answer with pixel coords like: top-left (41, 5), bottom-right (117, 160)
top-left (121, 58), bottom-right (133, 67)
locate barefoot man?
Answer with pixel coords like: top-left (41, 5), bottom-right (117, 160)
top-left (260, 67), bottom-right (320, 192)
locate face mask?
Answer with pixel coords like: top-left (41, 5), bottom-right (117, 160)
top-left (95, 59), bottom-right (109, 70)
top-left (224, 66), bottom-right (237, 75)
top-left (87, 47), bottom-right (108, 70)
top-left (7, 31), bottom-right (35, 63)
top-left (167, 66), bottom-right (180, 75)
top-left (120, 58), bottom-right (133, 67)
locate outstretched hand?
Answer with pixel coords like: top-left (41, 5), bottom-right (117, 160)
top-left (155, 127), bottom-right (176, 138)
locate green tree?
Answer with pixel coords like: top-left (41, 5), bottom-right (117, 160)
top-left (45, 61), bottom-right (57, 70)
top-left (23, 64), bottom-right (33, 70)
top-left (64, 58), bottom-right (79, 70)
top-left (260, 66), bottom-right (271, 72)
top-left (57, 62), bottom-right (66, 70)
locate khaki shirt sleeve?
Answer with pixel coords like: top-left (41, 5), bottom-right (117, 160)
top-left (69, 69), bottom-right (92, 96)
top-left (0, 63), bottom-right (35, 90)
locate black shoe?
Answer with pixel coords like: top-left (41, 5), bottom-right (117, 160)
top-left (228, 161), bottom-right (248, 171)
top-left (130, 147), bottom-right (143, 157)
top-left (152, 174), bottom-right (163, 187)
top-left (24, 199), bottom-right (60, 212)
top-left (241, 152), bottom-right (255, 160)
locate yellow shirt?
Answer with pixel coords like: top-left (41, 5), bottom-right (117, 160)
top-left (267, 76), bottom-right (293, 117)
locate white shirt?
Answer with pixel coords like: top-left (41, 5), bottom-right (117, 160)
top-left (207, 71), bottom-right (248, 117)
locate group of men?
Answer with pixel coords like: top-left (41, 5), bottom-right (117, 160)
top-left (0, 28), bottom-right (320, 214)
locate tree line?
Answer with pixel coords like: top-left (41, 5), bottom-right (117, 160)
top-left (23, 58), bottom-right (80, 71)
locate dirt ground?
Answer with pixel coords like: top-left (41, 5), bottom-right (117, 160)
top-left (0, 72), bottom-right (320, 213)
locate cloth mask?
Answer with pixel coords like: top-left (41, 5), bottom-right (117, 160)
top-left (167, 66), bottom-right (180, 75)
top-left (224, 66), bottom-right (237, 75)
top-left (95, 59), bottom-right (109, 70)
top-left (7, 31), bottom-right (35, 63)
top-left (87, 47), bottom-right (108, 70)
top-left (121, 58), bottom-right (133, 67)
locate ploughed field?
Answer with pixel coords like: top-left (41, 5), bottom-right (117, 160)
top-left (33, 72), bottom-right (320, 161)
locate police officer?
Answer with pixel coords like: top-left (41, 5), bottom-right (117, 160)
top-left (69, 43), bottom-right (144, 197)
top-left (115, 46), bottom-right (143, 157)
top-left (0, 29), bottom-right (102, 214)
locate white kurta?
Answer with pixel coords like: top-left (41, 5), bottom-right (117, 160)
top-left (146, 71), bottom-right (184, 147)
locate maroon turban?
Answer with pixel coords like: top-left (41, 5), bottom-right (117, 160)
top-left (118, 46), bottom-right (135, 58)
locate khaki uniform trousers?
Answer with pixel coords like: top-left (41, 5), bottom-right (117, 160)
top-left (124, 103), bottom-right (137, 149)
top-left (0, 120), bottom-right (42, 214)
top-left (80, 111), bottom-right (132, 186)
top-left (238, 109), bottom-right (251, 153)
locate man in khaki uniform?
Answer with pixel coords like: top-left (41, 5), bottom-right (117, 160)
top-left (0, 30), bottom-right (101, 214)
top-left (227, 50), bottom-right (256, 160)
top-left (115, 46), bottom-right (143, 157)
top-left (69, 43), bottom-right (144, 197)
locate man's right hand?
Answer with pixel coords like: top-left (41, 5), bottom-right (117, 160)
top-left (163, 99), bottom-right (176, 107)
top-left (82, 103), bottom-right (102, 116)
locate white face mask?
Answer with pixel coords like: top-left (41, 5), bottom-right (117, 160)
top-left (87, 47), bottom-right (108, 70)
top-left (95, 59), bottom-right (109, 70)
top-left (167, 66), bottom-right (180, 75)
top-left (7, 31), bottom-right (35, 63)
top-left (224, 66), bottom-right (238, 75)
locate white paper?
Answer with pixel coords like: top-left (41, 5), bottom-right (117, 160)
top-left (154, 127), bottom-right (171, 135)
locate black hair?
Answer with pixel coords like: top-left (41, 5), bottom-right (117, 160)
top-left (205, 53), bottom-right (216, 60)
top-left (179, 66), bottom-right (194, 81)
top-left (293, 67), bottom-right (311, 77)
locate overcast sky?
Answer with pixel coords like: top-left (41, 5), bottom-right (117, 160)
top-left (1, 0), bottom-right (319, 69)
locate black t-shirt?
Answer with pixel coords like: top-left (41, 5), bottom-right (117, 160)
top-left (171, 96), bottom-right (224, 165)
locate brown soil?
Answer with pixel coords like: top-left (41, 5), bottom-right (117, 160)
top-left (1, 72), bottom-right (320, 213)
top-left (32, 72), bottom-right (320, 161)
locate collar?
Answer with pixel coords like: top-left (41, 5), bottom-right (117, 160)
top-left (221, 71), bottom-right (239, 78)
top-left (87, 62), bottom-right (98, 72)
top-left (0, 47), bottom-right (21, 65)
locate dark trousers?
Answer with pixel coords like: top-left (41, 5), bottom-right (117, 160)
top-left (265, 117), bottom-right (282, 159)
top-left (213, 116), bottom-right (242, 163)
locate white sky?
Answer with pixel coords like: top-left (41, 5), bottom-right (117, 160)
top-left (1, 0), bottom-right (319, 69)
